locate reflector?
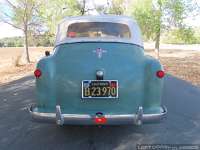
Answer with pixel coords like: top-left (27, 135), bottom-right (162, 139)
top-left (156, 70), bottom-right (165, 78)
top-left (34, 69), bottom-right (42, 78)
top-left (94, 117), bottom-right (107, 124)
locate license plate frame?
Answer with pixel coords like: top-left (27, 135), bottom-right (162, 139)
top-left (81, 80), bottom-right (118, 99)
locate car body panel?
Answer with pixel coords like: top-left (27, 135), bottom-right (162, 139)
top-left (36, 42), bottom-right (163, 115)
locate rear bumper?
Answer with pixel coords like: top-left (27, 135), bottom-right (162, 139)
top-left (28, 105), bottom-right (167, 125)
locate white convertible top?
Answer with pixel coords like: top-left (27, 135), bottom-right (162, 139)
top-left (55, 15), bottom-right (143, 47)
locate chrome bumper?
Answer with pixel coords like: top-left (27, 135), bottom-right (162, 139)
top-left (28, 105), bottom-right (167, 126)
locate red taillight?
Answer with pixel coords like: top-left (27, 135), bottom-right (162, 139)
top-left (94, 117), bottom-right (107, 124)
top-left (156, 70), bottom-right (165, 78)
top-left (34, 69), bottom-right (42, 78)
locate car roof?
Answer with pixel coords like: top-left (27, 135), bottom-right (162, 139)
top-left (55, 15), bottom-right (143, 47)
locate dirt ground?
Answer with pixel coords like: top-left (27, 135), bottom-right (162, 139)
top-left (146, 49), bottom-right (200, 87)
top-left (0, 47), bottom-right (200, 87)
top-left (0, 47), bottom-right (51, 84)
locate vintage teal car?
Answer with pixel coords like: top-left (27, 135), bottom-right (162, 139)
top-left (29, 15), bottom-right (167, 125)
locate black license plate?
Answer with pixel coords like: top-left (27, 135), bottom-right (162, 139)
top-left (82, 80), bottom-right (118, 98)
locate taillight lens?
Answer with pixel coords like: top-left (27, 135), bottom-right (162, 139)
top-left (156, 70), bottom-right (165, 78)
top-left (34, 69), bottom-right (42, 78)
top-left (94, 117), bottom-right (107, 124)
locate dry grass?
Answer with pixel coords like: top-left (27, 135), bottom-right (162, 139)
top-left (0, 63), bottom-right (35, 84)
top-left (145, 49), bottom-right (200, 87)
top-left (0, 47), bottom-right (51, 84)
top-left (0, 47), bottom-right (200, 87)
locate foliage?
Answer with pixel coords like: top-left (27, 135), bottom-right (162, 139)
top-left (162, 27), bottom-right (198, 44)
top-left (129, 0), bottom-right (157, 40)
top-left (0, 37), bottom-right (23, 47)
top-left (40, 0), bottom-right (91, 35)
top-left (127, 0), bottom-right (200, 51)
top-left (0, 32), bottom-right (55, 47)
top-left (108, 0), bottom-right (126, 15)
top-left (132, 1), bottom-right (181, 36)
top-left (32, 32), bottom-right (54, 46)
top-left (0, 0), bottom-right (44, 63)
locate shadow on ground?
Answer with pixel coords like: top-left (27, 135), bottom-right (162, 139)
top-left (0, 75), bottom-right (200, 150)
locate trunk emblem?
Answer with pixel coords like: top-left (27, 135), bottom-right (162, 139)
top-left (93, 48), bottom-right (107, 59)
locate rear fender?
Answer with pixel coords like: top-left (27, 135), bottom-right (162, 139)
top-left (143, 56), bottom-right (164, 113)
top-left (35, 56), bottom-right (56, 112)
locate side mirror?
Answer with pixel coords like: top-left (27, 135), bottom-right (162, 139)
top-left (45, 51), bottom-right (50, 56)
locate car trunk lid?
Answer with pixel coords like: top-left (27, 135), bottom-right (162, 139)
top-left (54, 42), bottom-right (145, 114)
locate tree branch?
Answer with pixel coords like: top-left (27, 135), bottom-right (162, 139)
top-left (5, 0), bottom-right (17, 9)
top-left (0, 19), bottom-right (23, 30)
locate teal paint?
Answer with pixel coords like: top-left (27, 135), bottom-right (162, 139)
top-left (35, 42), bottom-right (163, 116)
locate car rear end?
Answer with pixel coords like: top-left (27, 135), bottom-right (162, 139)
top-left (29, 16), bottom-right (167, 125)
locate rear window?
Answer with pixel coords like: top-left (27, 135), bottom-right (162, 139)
top-left (67, 22), bottom-right (131, 39)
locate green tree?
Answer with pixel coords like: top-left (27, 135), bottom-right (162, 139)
top-left (164, 27), bottom-right (197, 44)
top-left (108, 0), bottom-right (126, 15)
top-left (0, 0), bottom-right (43, 63)
top-left (130, 0), bottom-right (187, 57)
top-left (0, 42), bottom-right (4, 47)
top-left (40, 0), bottom-right (91, 36)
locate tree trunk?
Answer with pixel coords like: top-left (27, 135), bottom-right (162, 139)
top-left (24, 25), bottom-right (30, 63)
top-left (155, 29), bottom-right (160, 59)
top-left (81, 0), bottom-right (86, 15)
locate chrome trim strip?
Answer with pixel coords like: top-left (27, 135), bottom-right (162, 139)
top-left (28, 105), bottom-right (167, 125)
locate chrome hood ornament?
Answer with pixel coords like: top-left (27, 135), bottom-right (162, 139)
top-left (93, 48), bottom-right (107, 59)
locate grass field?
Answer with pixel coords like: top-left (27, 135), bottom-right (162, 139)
top-left (0, 46), bottom-right (200, 87)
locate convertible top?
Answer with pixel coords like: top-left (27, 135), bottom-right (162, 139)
top-left (55, 15), bottom-right (143, 47)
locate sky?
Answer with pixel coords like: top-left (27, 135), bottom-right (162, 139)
top-left (0, 0), bottom-right (199, 39)
top-left (0, 0), bottom-right (109, 38)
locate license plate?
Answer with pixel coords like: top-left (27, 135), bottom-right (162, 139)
top-left (82, 80), bottom-right (118, 98)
